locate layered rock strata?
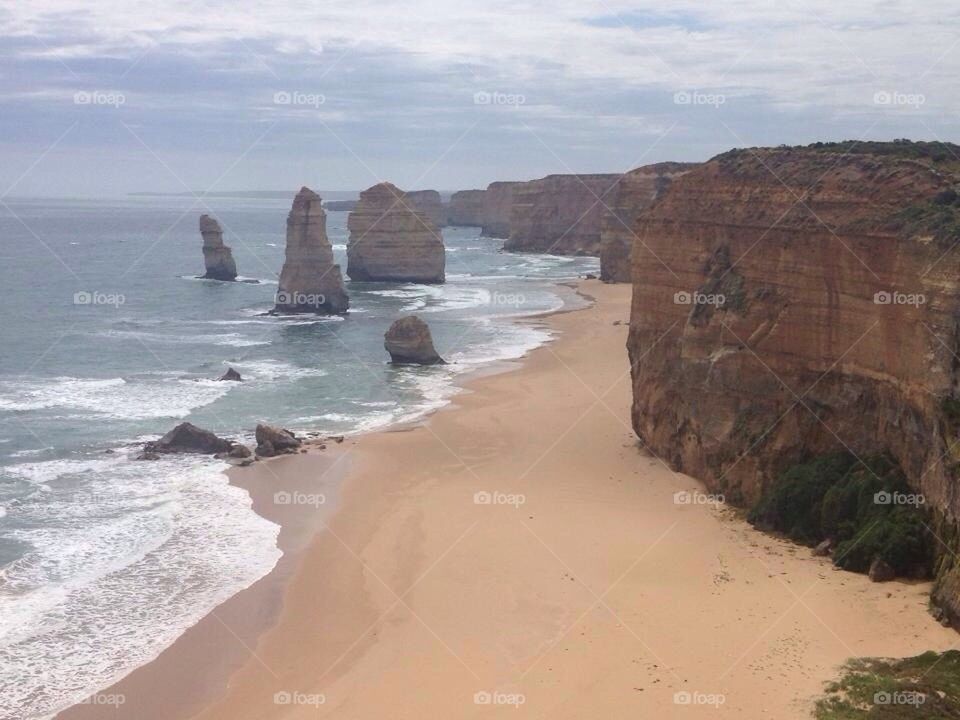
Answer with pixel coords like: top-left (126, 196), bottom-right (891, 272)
top-left (446, 189), bottom-right (485, 226)
top-left (406, 189), bottom-right (447, 228)
top-left (275, 187), bottom-right (349, 314)
top-left (505, 174), bottom-right (622, 255)
top-left (347, 183), bottom-right (445, 283)
top-left (600, 163), bottom-right (697, 282)
top-left (480, 181), bottom-right (520, 238)
top-left (626, 141), bottom-right (960, 617)
top-left (199, 215), bottom-right (238, 280)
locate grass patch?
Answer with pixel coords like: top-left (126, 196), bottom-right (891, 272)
top-left (748, 453), bottom-right (934, 577)
top-left (887, 200), bottom-right (960, 247)
top-left (815, 651), bottom-right (960, 719)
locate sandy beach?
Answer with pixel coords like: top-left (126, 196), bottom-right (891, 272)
top-left (58, 280), bottom-right (957, 720)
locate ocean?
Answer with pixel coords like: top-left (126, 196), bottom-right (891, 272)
top-left (0, 195), bottom-right (598, 719)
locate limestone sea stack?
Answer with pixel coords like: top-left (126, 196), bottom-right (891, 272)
top-left (446, 189), bottom-right (485, 226)
top-left (384, 316), bottom-right (445, 365)
top-left (347, 182), bottom-right (445, 283)
top-left (199, 215), bottom-right (238, 280)
top-left (599, 162), bottom-right (698, 282)
top-left (505, 174), bottom-right (622, 255)
top-left (625, 140), bottom-right (960, 617)
top-left (480, 181), bottom-right (519, 238)
top-left (406, 190), bottom-right (447, 228)
top-left (275, 187), bottom-right (349, 314)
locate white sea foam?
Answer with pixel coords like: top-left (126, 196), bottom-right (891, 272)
top-left (0, 453), bottom-right (281, 720)
top-left (100, 329), bottom-right (271, 347)
top-left (0, 376), bottom-right (233, 420)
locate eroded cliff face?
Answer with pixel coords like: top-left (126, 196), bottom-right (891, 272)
top-left (406, 189), bottom-right (447, 228)
top-left (447, 189), bottom-right (485, 226)
top-left (627, 142), bottom-right (960, 615)
top-left (481, 181), bottom-right (519, 238)
top-left (275, 187), bottom-right (349, 314)
top-left (347, 182), bottom-right (445, 283)
top-left (505, 174), bottom-right (621, 255)
top-left (600, 163), bottom-right (697, 282)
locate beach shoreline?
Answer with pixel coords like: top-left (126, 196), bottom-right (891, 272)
top-left (58, 280), bottom-right (957, 720)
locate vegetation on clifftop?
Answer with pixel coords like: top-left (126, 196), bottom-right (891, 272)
top-left (815, 651), bottom-right (960, 719)
top-left (748, 453), bottom-right (935, 577)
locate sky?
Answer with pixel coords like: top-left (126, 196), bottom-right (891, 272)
top-left (1, 0), bottom-right (959, 197)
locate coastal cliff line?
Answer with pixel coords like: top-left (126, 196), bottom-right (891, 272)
top-left (627, 140), bottom-right (960, 619)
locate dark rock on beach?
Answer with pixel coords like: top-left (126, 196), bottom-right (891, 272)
top-left (255, 423), bottom-right (302, 457)
top-left (143, 422), bottom-right (234, 455)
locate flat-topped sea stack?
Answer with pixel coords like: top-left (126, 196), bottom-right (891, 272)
top-left (446, 189), bottom-right (485, 226)
top-left (626, 140), bottom-right (960, 615)
top-left (199, 215), bottom-right (237, 280)
top-left (406, 189), bottom-right (447, 228)
top-left (347, 182), bottom-right (445, 283)
top-left (505, 173), bottom-right (621, 255)
top-left (480, 181), bottom-right (519, 238)
top-left (274, 187), bottom-right (349, 314)
top-left (600, 162), bottom-right (698, 282)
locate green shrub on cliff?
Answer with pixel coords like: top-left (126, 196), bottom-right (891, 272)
top-left (815, 651), bottom-right (960, 719)
top-left (748, 453), bottom-right (934, 577)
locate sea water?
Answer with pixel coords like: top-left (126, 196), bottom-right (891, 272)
top-left (0, 195), bottom-right (598, 718)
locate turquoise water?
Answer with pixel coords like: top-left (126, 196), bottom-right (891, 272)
top-left (0, 196), bottom-right (598, 719)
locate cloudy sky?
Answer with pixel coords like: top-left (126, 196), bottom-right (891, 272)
top-left (2, 0), bottom-right (958, 196)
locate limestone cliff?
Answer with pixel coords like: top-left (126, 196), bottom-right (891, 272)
top-left (600, 163), bottom-right (697, 282)
top-left (626, 140), bottom-right (960, 615)
top-left (447, 189), bottom-right (485, 226)
top-left (481, 181), bottom-right (520, 238)
top-left (347, 182), bottom-right (445, 283)
top-left (406, 190), bottom-right (447, 228)
top-left (275, 187), bottom-right (349, 314)
top-left (505, 174), bottom-right (622, 255)
top-left (199, 215), bottom-right (238, 281)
